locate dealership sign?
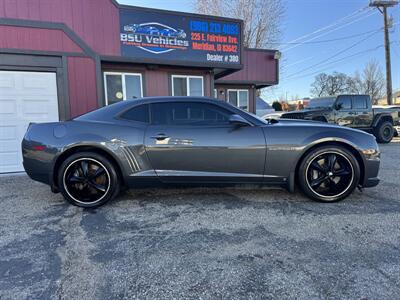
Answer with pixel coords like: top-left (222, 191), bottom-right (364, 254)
top-left (119, 8), bottom-right (242, 67)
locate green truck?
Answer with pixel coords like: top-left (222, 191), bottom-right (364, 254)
top-left (279, 95), bottom-right (400, 143)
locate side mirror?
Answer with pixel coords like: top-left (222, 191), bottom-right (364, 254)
top-left (334, 103), bottom-right (341, 110)
top-left (228, 114), bottom-right (252, 127)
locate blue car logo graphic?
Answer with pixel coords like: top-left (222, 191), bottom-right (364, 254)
top-left (123, 23), bottom-right (186, 38)
top-left (122, 22), bottom-right (188, 54)
top-left (158, 28), bottom-right (186, 39)
top-left (124, 24), bottom-right (160, 35)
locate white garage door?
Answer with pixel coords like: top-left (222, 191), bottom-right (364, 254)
top-left (0, 71), bottom-right (59, 173)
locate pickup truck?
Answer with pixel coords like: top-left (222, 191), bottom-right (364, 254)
top-left (278, 95), bottom-right (400, 143)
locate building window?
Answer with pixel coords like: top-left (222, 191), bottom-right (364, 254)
top-left (104, 72), bottom-right (143, 105)
top-left (227, 89), bottom-right (249, 111)
top-left (171, 75), bottom-right (204, 96)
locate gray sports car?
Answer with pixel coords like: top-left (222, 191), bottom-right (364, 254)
top-left (22, 97), bottom-right (380, 207)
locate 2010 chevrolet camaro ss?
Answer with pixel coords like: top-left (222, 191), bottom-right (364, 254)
top-left (22, 97), bottom-right (380, 207)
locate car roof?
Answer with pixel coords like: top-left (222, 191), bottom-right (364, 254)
top-left (74, 96), bottom-right (257, 123)
top-left (120, 96), bottom-right (234, 107)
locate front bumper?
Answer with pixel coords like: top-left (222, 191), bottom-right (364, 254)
top-left (361, 155), bottom-right (380, 188)
top-left (363, 177), bottom-right (380, 187)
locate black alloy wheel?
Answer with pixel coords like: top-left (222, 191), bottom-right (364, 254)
top-left (64, 158), bottom-right (109, 203)
top-left (58, 152), bottom-right (120, 207)
top-left (306, 152), bottom-right (353, 198)
top-left (298, 146), bottom-right (360, 202)
top-left (374, 120), bottom-right (394, 143)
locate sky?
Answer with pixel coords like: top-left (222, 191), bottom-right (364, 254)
top-left (118, 0), bottom-right (400, 102)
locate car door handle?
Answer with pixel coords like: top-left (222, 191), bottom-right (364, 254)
top-left (150, 134), bottom-right (169, 140)
top-left (348, 112), bottom-right (356, 115)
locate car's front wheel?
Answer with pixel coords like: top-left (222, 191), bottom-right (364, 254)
top-left (58, 152), bottom-right (120, 208)
top-left (298, 145), bottom-right (360, 202)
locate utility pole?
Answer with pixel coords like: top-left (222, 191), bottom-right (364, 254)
top-left (369, 0), bottom-right (398, 105)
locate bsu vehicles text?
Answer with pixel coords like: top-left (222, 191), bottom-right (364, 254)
top-left (22, 97), bottom-right (380, 208)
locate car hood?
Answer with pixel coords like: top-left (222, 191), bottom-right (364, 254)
top-left (281, 109), bottom-right (328, 116)
top-left (271, 118), bottom-right (331, 126)
top-left (267, 118), bottom-right (372, 135)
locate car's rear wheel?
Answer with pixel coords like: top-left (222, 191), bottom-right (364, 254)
top-left (58, 152), bottom-right (120, 208)
top-left (298, 146), bottom-right (360, 202)
top-left (373, 120), bottom-right (394, 143)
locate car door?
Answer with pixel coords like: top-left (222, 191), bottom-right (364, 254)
top-left (352, 95), bottom-right (373, 128)
top-left (144, 101), bottom-right (266, 183)
top-left (334, 95), bottom-right (354, 126)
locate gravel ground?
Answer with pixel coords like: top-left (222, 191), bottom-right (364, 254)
top-left (1, 139), bottom-right (399, 299)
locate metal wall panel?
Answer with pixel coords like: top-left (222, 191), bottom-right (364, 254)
top-left (0, 0), bottom-right (120, 55)
top-left (0, 25), bottom-right (83, 53)
top-left (67, 57), bottom-right (97, 117)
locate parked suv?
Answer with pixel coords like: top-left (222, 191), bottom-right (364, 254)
top-left (279, 95), bottom-right (399, 143)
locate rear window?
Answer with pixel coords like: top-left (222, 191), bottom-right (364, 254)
top-left (119, 104), bottom-right (149, 123)
top-left (353, 96), bottom-right (368, 109)
top-left (151, 102), bottom-right (232, 126)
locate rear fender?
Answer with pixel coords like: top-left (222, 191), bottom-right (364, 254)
top-left (372, 113), bottom-right (393, 127)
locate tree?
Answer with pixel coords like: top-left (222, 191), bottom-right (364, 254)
top-left (346, 72), bottom-right (363, 94)
top-left (195, 0), bottom-right (284, 48)
top-left (310, 72), bottom-right (349, 97)
top-left (310, 60), bottom-right (385, 103)
top-left (361, 60), bottom-right (385, 104)
top-left (272, 101), bottom-right (282, 111)
top-left (346, 60), bottom-right (385, 104)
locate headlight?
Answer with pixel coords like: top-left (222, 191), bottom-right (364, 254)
top-left (362, 148), bottom-right (380, 159)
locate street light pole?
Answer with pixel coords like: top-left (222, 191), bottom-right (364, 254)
top-left (369, 0), bottom-right (398, 105)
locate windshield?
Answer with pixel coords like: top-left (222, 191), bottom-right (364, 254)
top-left (306, 97), bottom-right (336, 109)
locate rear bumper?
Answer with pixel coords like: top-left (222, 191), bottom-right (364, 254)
top-left (23, 157), bottom-right (52, 185)
top-left (394, 126), bottom-right (400, 136)
top-left (21, 138), bottom-right (54, 186)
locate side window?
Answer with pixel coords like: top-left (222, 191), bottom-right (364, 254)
top-left (336, 96), bottom-right (352, 110)
top-left (353, 96), bottom-right (368, 109)
top-left (119, 104), bottom-right (149, 123)
top-left (151, 102), bottom-right (233, 126)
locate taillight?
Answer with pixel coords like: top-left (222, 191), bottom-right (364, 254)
top-left (32, 145), bottom-right (46, 151)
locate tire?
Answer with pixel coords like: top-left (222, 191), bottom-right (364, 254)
top-left (58, 152), bottom-right (120, 208)
top-left (298, 145), bottom-right (360, 202)
top-left (373, 120), bottom-right (394, 143)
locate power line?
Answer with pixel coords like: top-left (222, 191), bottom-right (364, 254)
top-left (279, 22), bottom-right (398, 72)
top-left (268, 28), bottom-right (382, 45)
top-left (282, 29), bottom-right (382, 80)
top-left (282, 40), bottom-right (399, 82)
top-left (284, 45), bottom-right (385, 81)
top-left (281, 10), bottom-right (377, 52)
top-left (281, 6), bottom-right (370, 46)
